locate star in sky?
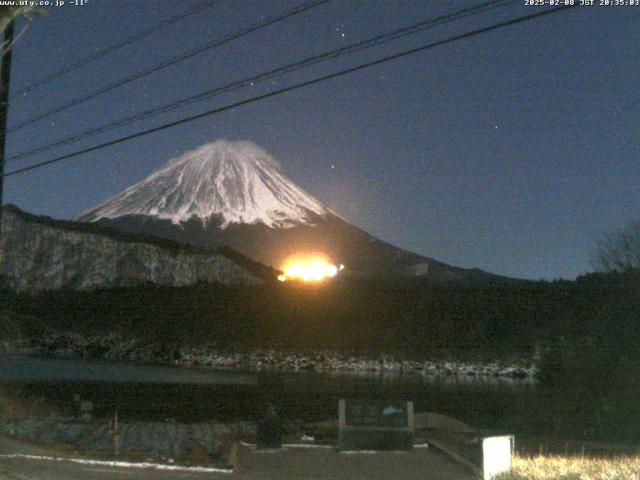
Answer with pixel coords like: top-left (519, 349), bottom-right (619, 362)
top-left (6, 1), bottom-right (636, 281)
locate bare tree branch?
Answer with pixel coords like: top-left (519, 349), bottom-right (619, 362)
top-left (592, 221), bottom-right (640, 272)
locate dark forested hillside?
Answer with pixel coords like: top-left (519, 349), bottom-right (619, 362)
top-left (3, 272), bottom-right (638, 362)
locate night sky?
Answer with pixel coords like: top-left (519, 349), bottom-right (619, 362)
top-left (3, 0), bottom-right (639, 280)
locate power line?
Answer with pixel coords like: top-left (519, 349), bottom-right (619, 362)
top-left (7, 0), bottom-right (332, 133)
top-left (2, 5), bottom-right (576, 179)
top-left (7, 0), bottom-right (517, 163)
top-left (12, 0), bottom-right (218, 98)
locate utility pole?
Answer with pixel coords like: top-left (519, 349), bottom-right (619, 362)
top-left (0, 20), bottom-right (14, 234)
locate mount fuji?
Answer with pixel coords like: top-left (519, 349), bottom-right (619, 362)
top-left (79, 139), bottom-right (505, 282)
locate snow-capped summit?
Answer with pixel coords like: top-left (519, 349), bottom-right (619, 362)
top-left (79, 139), bottom-right (510, 283)
top-left (79, 139), bottom-right (329, 229)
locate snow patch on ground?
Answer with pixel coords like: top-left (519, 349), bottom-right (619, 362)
top-left (0, 453), bottom-right (232, 473)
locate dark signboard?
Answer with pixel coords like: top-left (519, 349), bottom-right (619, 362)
top-left (345, 400), bottom-right (409, 428)
top-left (338, 399), bottom-right (414, 451)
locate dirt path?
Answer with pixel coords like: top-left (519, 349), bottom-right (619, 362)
top-left (234, 443), bottom-right (476, 480)
top-left (0, 434), bottom-right (475, 480)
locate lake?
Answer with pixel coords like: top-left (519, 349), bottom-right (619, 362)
top-left (0, 355), bottom-right (632, 444)
top-left (0, 354), bottom-right (545, 435)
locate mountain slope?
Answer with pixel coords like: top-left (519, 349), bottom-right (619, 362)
top-left (1, 204), bottom-right (274, 292)
top-left (79, 139), bottom-right (509, 283)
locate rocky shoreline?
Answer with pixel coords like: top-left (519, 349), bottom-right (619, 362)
top-left (0, 331), bottom-right (538, 380)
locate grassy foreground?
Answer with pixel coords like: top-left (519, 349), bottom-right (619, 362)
top-left (497, 454), bottom-right (640, 480)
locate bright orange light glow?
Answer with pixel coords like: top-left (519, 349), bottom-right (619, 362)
top-left (278, 256), bottom-right (344, 282)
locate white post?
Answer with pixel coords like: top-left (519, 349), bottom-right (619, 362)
top-left (482, 435), bottom-right (513, 479)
